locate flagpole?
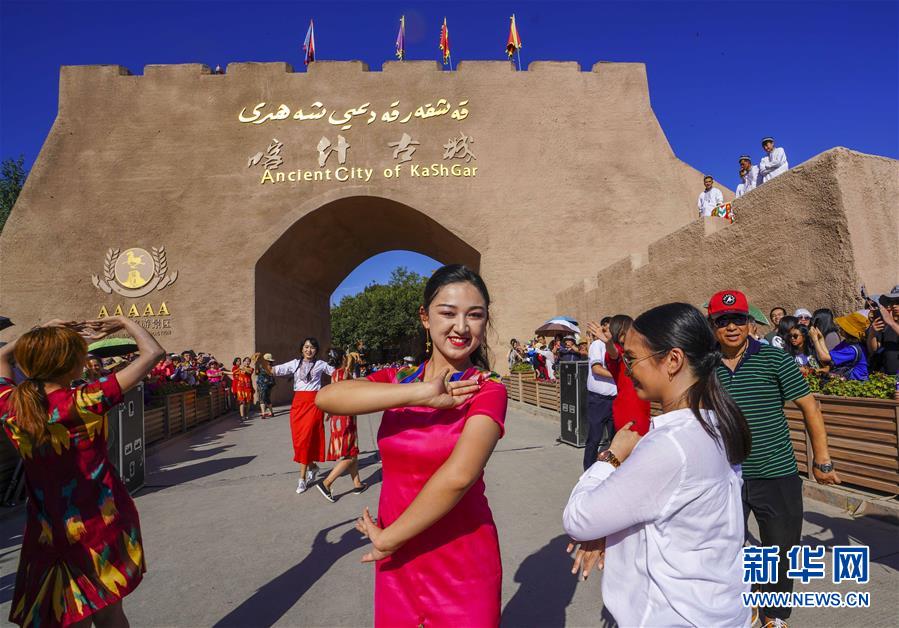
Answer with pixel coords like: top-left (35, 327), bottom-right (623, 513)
top-left (516, 48), bottom-right (522, 71)
top-left (449, 53), bottom-right (454, 71)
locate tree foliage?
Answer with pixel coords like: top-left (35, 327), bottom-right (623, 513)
top-left (0, 156), bottom-right (28, 235)
top-left (330, 267), bottom-right (428, 357)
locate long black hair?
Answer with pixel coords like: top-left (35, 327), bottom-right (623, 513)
top-left (776, 315), bottom-right (799, 348)
top-left (632, 303), bottom-right (750, 465)
top-left (418, 264), bottom-right (492, 370)
top-left (811, 309), bottom-right (838, 338)
top-left (608, 314), bottom-right (633, 345)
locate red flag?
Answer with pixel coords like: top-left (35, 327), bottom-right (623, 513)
top-left (303, 20), bottom-right (316, 65)
top-left (506, 14), bottom-right (522, 58)
top-left (439, 18), bottom-right (451, 65)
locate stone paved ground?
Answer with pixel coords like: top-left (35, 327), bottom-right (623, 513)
top-left (1, 404), bottom-right (897, 627)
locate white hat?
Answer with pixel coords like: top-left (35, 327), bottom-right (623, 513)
top-left (793, 308), bottom-right (812, 319)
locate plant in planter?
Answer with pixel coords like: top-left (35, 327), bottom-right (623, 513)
top-left (511, 362), bottom-right (535, 374)
top-left (804, 371), bottom-right (897, 400)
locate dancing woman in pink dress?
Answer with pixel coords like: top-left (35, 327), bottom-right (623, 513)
top-left (316, 264), bottom-right (507, 628)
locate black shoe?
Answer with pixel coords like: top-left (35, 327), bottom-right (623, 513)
top-left (352, 482), bottom-right (369, 495)
top-left (316, 481), bottom-right (336, 503)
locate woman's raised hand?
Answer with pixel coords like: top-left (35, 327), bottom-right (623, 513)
top-left (420, 367), bottom-right (480, 409)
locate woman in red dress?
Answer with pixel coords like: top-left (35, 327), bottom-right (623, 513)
top-left (231, 357), bottom-right (253, 419)
top-left (0, 315), bottom-right (165, 627)
top-left (598, 314), bottom-right (652, 435)
top-left (317, 265), bottom-right (507, 627)
top-left (314, 350), bottom-right (367, 502)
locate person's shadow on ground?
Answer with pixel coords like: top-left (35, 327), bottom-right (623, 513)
top-left (502, 534), bottom-right (579, 627)
top-left (213, 519), bottom-right (366, 627)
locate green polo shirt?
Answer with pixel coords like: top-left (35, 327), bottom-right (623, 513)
top-left (717, 338), bottom-right (810, 479)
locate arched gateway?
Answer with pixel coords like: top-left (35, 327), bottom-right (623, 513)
top-left (1, 59), bottom-right (714, 379)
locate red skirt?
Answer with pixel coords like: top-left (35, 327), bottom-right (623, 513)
top-left (290, 391), bottom-right (325, 465)
top-left (327, 414), bottom-right (359, 460)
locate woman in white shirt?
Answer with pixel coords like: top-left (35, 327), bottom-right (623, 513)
top-left (563, 302), bottom-right (752, 627)
top-left (273, 337), bottom-right (335, 493)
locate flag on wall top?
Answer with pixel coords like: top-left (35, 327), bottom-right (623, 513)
top-left (439, 18), bottom-right (451, 65)
top-left (303, 20), bottom-right (316, 65)
top-left (396, 15), bottom-right (406, 60)
top-left (506, 14), bottom-right (522, 58)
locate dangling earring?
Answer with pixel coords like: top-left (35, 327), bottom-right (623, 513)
top-left (425, 329), bottom-right (432, 353)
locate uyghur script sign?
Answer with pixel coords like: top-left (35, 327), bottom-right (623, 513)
top-left (238, 98), bottom-right (470, 131)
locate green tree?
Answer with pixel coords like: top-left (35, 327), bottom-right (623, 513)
top-left (330, 267), bottom-right (428, 358)
top-left (0, 156), bottom-right (28, 234)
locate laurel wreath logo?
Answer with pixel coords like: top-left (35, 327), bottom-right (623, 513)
top-left (91, 246), bottom-right (178, 297)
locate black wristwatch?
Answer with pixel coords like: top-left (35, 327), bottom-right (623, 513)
top-left (813, 461), bottom-right (834, 473)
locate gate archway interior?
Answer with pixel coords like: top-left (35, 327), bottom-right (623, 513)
top-left (255, 196), bottom-right (480, 397)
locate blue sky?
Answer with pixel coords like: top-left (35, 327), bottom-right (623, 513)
top-left (2, 1), bottom-right (896, 303)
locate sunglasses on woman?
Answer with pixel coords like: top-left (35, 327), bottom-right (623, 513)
top-left (622, 350), bottom-right (668, 374)
top-left (789, 333), bottom-right (803, 340)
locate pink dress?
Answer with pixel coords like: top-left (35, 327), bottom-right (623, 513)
top-left (367, 364), bottom-right (507, 628)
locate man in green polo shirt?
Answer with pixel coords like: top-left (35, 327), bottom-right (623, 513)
top-left (707, 290), bottom-right (840, 628)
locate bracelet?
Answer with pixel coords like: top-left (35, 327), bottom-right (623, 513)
top-left (596, 449), bottom-right (621, 468)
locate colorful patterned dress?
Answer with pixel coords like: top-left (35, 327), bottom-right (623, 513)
top-left (366, 363), bottom-right (507, 628)
top-left (233, 366), bottom-right (253, 404)
top-left (0, 375), bottom-right (145, 627)
top-left (326, 368), bottom-right (359, 460)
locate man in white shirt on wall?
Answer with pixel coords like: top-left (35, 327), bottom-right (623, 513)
top-left (697, 175), bottom-right (724, 217)
top-left (583, 317), bottom-right (618, 470)
top-left (758, 136), bottom-right (789, 183)
top-left (735, 154), bottom-right (759, 198)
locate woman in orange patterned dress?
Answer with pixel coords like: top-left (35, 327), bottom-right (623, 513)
top-left (0, 316), bottom-right (165, 627)
top-left (232, 357), bottom-right (253, 419)
top-left (315, 350), bottom-right (367, 502)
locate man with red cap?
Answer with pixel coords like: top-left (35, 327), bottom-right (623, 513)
top-left (707, 289), bottom-right (839, 628)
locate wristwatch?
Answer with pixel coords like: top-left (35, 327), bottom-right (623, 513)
top-left (813, 461), bottom-right (834, 473)
top-left (596, 449), bottom-right (621, 468)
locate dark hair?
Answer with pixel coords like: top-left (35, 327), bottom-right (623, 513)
top-left (300, 337), bottom-right (321, 382)
top-left (419, 264), bottom-right (491, 370)
top-left (232, 357), bottom-right (241, 366)
top-left (784, 324), bottom-right (811, 358)
top-left (632, 303), bottom-right (750, 464)
top-left (776, 316), bottom-right (799, 347)
top-left (770, 306), bottom-right (787, 319)
top-left (327, 347), bottom-right (344, 368)
top-left (600, 316), bottom-right (612, 326)
top-left (703, 175), bottom-right (713, 181)
top-left (510, 338), bottom-right (518, 347)
top-left (608, 314), bottom-right (633, 345)
top-left (811, 309), bottom-right (838, 338)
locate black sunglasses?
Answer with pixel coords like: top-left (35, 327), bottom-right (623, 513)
top-left (712, 315), bottom-right (750, 329)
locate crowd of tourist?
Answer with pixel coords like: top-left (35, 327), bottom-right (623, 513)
top-left (698, 136), bottom-right (790, 219)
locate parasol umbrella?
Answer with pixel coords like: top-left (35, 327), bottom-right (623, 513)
top-left (748, 304), bottom-right (770, 326)
top-left (88, 337), bottom-right (139, 358)
top-left (0, 316), bottom-right (12, 332)
top-left (535, 317), bottom-right (581, 337)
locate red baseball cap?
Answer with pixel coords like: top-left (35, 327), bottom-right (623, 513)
top-left (707, 290), bottom-right (749, 318)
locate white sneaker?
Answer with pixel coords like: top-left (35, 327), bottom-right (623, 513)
top-left (296, 479), bottom-right (308, 494)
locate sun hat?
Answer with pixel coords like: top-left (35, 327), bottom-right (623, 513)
top-left (793, 308), bottom-right (812, 319)
top-left (263, 352), bottom-right (274, 361)
top-left (878, 285), bottom-right (899, 306)
top-left (834, 312), bottom-right (868, 340)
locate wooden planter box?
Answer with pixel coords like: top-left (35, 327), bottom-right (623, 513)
top-left (144, 406), bottom-right (166, 445)
top-left (786, 395), bottom-right (899, 494)
top-left (503, 372), bottom-right (560, 412)
top-left (195, 391), bottom-right (211, 424)
top-left (165, 392), bottom-right (184, 435)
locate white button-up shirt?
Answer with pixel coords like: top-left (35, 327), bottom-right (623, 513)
top-left (563, 408), bottom-right (749, 627)
top-left (759, 147), bottom-right (789, 182)
top-left (587, 340), bottom-right (617, 396)
top-left (697, 187), bottom-right (724, 217)
top-left (736, 165), bottom-right (760, 198)
top-left (272, 358), bottom-right (335, 391)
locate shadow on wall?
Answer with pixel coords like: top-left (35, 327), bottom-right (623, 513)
top-left (212, 519), bottom-right (367, 627)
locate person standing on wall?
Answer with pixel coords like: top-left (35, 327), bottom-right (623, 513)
top-left (736, 154), bottom-right (760, 198)
top-left (316, 264), bottom-right (507, 628)
top-left (697, 175), bottom-right (725, 218)
top-left (583, 317), bottom-right (617, 471)
top-left (707, 289), bottom-right (839, 628)
top-left (273, 338), bottom-right (335, 493)
top-left (315, 349), bottom-right (368, 502)
top-left (0, 316), bottom-right (165, 628)
top-left (758, 137), bottom-right (789, 183)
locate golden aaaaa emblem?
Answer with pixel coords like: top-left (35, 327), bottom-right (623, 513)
top-left (92, 247), bottom-right (178, 297)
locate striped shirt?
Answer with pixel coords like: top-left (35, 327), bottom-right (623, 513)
top-left (717, 338), bottom-right (810, 479)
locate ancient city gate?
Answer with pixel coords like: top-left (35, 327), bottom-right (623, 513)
top-left (0, 59), bottom-right (710, 380)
